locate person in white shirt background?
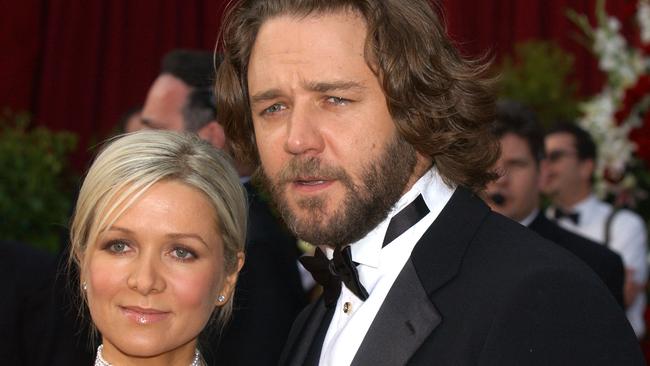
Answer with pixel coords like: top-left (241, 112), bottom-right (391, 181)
top-left (542, 122), bottom-right (648, 338)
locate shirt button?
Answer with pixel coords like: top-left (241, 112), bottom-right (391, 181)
top-left (343, 302), bottom-right (352, 313)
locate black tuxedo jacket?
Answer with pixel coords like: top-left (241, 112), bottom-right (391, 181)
top-left (0, 241), bottom-right (94, 366)
top-left (280, 188), bottom-right (643, 365)
top-left (207, 182), bottom-right (307, 365)
top-left (528, 211), bottom-right (625, 307)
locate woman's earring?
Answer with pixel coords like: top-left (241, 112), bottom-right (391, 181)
top-left (82, 282), bottom-right (88, 291)
top-left (217, 295), bottom-right (226, 302)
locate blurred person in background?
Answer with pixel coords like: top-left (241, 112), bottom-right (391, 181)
top-left (116, 106), bottom-right (144, 134)
top-left (484, 100), bottom-right (625, 307)
top-left (542, 122), bottom-right (648, 338)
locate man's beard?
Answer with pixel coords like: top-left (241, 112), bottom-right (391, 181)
top-left (255, 134), bottom-right (418, 248)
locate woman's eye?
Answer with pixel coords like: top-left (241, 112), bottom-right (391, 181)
top-left (172, 247), bottom-right (196, 261)
top-left (106, 240), bottom-right (130, 254)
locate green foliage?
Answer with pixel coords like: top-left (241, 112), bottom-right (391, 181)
top-left (0, 108), bottom-right (78, 252)
top-left (498, 41), bottom-right (581, 127)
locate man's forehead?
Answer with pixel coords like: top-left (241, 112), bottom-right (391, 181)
top-left (247, 11), bottom-right (376, 95)
top-left (249, 11), bottom-right (367, 61)
top-left (546, 132), bottom-right (576, 148)
top-left (149, 74), bottom-right (191, 98)
top-left (500, 135), bottom-right (533, 158)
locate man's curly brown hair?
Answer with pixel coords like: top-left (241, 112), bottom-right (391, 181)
top-left (215, 0), bottom-right (499, 192)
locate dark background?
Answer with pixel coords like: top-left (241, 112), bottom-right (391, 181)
top-left (0, 0), bottom-right (631, 168)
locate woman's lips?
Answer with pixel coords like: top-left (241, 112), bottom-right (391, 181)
top-left (120, 306), bottom-right (170, 325)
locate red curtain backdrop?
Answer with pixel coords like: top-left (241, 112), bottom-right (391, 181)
top-left (0, 0), bottom-right (631, 168)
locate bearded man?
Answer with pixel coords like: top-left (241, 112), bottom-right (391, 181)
top-left (215, 0), bottom-right (643, 365)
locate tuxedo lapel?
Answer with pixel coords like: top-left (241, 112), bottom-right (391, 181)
top-left (351, 188), bottom-right (489, 365)
top-left (411, 187), bottom-right (490, 294)
top-left (282, 298), bottom-right (330, 366)
top-left (351, 260), bottom-right (441, 366)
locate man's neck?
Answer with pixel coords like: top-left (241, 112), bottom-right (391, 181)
top-left (555, 188), bottom-right (590, 211)
top-left (401, 154), bottom-right (433, 197)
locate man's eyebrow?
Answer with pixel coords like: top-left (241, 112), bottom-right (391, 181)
top-left (140, 117), bottom-right (161, 129)
top-left (505, 157), bottom-right (530, 165)
top-left (250, 89), bottom-right (283, 104)
top-left (305, 80), bottom-right (366, 93)
top-left (250, 81), bottom-right (366, 105)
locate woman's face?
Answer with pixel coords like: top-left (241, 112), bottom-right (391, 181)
top-left (82, 180), bottom-right (239, 362)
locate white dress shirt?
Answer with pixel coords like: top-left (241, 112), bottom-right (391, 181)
top-left (519, 208), bottom-right (539, 227)
top-left (318, 168), bottom-right (455, 366)
top-left (547, 194), bottom-right (648, 337)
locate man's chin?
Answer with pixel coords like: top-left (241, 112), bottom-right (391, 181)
top-left (288, 214), bottom-right (338, 246)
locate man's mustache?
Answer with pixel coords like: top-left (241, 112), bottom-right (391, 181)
top-left (277, 157), bottom-right (349, 185)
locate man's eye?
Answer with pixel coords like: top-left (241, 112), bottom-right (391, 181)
top-left (263, 103), bottom-right (286, 115)
top-left (326, 96), bottom-right (349, 105)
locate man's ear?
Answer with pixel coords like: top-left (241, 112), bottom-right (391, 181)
top-left (198, 121), bottom-right (226, 149)
top-left (538, 159), bottom-right (549, 190)
top-left (578, 158), bottom-right (595, 181)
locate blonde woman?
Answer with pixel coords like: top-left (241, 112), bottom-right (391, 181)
top-left (69, 131), bottom-right (246, 365)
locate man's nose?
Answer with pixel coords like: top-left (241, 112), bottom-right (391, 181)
top-left (495, 166), bottom-right (509, 186)
top-left (126, 251), bottom-right (166, 296)
top-left (284, 102), bottom-right (325, 156)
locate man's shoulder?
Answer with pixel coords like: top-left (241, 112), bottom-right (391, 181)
top-left (472, 212), bottom-right (586, 269)
top-left (530, 213), bottom-right (622, 266)
top-left (426, 206), bottom-right (594, 281)
top-left (449, 210), bottom-right (613, 295)
top-left (611, 207), bottom-right (647, 232)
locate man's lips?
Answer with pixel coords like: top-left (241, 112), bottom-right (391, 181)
top-left (290, 177), bottom-right (334, 192)
top-left (120, 306), bottom-right (170, 325)
top-left (295, 178), bottom-right (327, 185)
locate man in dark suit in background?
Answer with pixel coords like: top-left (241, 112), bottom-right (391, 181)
top-left (215, 0), bottom-right (643, 364)
top-left (141, 49), bottom-right (307, 365)
top-left (0, 241), bottom-right (58, 365)
top-left (543, 122), bottom-right (648, 338)
top-left (484, 100), bottom-right (625, 307)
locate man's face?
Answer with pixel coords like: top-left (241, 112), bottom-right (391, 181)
top-left (541, 132), bottom-right (591, 199)
top-left (124, 112), bottom-right (144, 133)
top-left (141, 74), bottom-right (189, 131)
top-left (485, 133), bottom-right (540, 222)
top-left (247, 11), bottom-right (422, 246)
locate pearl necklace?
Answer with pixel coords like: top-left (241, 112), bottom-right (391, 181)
top-left (94, 344), bottom-right (202, 366)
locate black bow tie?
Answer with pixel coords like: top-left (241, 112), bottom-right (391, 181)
top-left (553, 208), bottom-right (580, 224)
top-left (300, 246), bottom-right (368, 307)
top-left (300, 195), bottom-right (430, 307)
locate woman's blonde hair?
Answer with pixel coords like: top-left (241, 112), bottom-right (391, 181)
top-left (69, 130), bottom-right (247, 330)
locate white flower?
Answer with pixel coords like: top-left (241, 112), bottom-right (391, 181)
top-left (608, 17), bottom-right (621, 32)
top-left (639, 0), bottom-right (650, 44)
top-left (569, 1), bottom-right (650, 202)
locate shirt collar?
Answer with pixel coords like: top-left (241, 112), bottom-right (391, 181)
top-left (519, 208), bottom-right (539, 227)
top-left (572, 194), bottom-right (598, 215)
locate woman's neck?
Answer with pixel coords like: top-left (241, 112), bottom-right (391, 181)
top-left (98, 339), bottom-right (200, 366)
